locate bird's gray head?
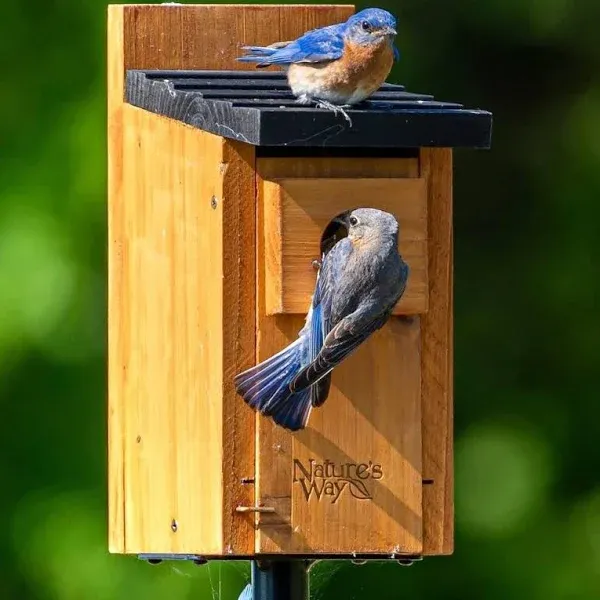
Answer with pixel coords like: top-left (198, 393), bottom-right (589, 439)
top-left (334, 207), bottom-right (399, 244)
top-left (344, 8), bottom-right (397, 46)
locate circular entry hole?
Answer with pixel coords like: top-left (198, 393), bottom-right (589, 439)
top-left (320, 210), bottom-right (353, 257)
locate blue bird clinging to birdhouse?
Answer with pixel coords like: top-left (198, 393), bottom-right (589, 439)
top-left (234, 208), bottom-right (409, 432)
top-left (237, 8), bottom-right (399, 121)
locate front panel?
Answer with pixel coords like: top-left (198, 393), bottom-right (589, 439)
top-left (255, 156), bottom-right (425, 555)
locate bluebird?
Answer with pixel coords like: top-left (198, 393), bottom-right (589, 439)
top-left (234, 208), bottom-right (408, 432)
top-left (237, 8), bottom-right (399, 124)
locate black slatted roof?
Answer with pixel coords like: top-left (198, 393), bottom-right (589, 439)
top-left (125, 70), bottom-right (492, 149)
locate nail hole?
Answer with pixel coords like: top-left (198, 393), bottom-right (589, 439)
top-left (171, 519), bottom-right (178, 532)
top-left (398, 315), bottom-right (415, 325)
top-left (211, 196), bottom-right (218, 209)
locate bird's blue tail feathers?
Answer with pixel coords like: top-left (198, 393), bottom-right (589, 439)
top-left (239, 45), bottom-right (278, 57)
top-left (237, 45), bottom-right (280, 66)
top-left (234, 339), bottom-right (312, 431)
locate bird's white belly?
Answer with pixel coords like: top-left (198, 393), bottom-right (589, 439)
top-left (345, 87), bottom-right (372, 104)
top-left (287, 64), bottom-right (353, 104)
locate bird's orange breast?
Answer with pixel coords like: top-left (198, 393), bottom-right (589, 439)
top-left (330, 39), bottom-right (394, 102)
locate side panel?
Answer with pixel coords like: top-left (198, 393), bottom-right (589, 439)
top-left (420, 149), bottom-right (454, 555)
top-left (221, 140), bottom-right (257, 555)
top-left (107, 3), bottom-right (127, 554)
top-left (113, 105), bottom-right (225, 554)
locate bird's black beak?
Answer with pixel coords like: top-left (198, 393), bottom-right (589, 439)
top-left (376, 26), bottom-right (397, 37)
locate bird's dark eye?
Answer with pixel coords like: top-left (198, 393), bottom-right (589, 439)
top-left (349, 216), bottom-right (359, 226)
top-left (361, 20), bottom-right (371, 31)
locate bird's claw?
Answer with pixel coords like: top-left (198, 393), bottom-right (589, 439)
top-left (314, 100), bottom-right (353, 127)
top-left (295, 94), bottom-right (312, 106)
top-left (312, 259), bottom-right (322, 271)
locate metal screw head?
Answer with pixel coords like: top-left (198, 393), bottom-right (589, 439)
top-left (211, 196), bottom-right (218, 209)
top-left (171, 519), bottom-right (178, 533)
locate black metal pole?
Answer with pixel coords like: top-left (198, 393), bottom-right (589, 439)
top-left (250, 560), bottom-right (309, 600)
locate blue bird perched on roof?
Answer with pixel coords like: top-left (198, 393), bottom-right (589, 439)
top-left (237, 8), bottom-right (399, 124)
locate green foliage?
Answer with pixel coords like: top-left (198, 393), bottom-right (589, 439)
top-left (1, 0), bottom-right (599, 598)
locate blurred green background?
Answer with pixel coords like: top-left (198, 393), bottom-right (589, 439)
top-left (2, 0), bottom-right (599, 598)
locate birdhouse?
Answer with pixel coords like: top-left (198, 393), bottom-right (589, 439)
top-left (107, 3), bottom-right (492, 561)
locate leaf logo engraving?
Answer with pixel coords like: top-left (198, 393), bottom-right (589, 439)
top-left (343, 478), bottom-right (373, 500)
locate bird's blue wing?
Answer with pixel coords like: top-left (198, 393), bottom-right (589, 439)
top-left (287, 24), bottom-right (345, 63)
top-left (291, 239), bottom-right (363, 395)
top-left (291, 310), bottom-right (389, 394)
top-left (302, 238), bottom-right (353, 405)
top-left (312, 237), bottom-right (353, 338)
top-left (298, 242), bottom-right (407, 390)
top-left (238, 23), bottom-right (345, 66)
top-left (393, 45), bottom-right (400, 61)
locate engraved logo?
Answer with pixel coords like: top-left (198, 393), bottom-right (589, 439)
top-left (293, 458), bottom-right (383, 503)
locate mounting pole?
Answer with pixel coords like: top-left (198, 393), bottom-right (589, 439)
top-left (240, 560), bottom-right (309, 600)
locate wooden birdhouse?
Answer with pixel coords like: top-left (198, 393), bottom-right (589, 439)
top-left (107, 4), bottom-right (492, 561)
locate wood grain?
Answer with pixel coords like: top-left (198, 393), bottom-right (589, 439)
top-left (114, 106), bottom-right (257, 554)
top-left (220, 139), bottom-right (257, 554)
top-left (419, 148), bottom-right (454, 555)
top-left (255, 157), bottom-right (423, 555)
top-left (107, 2), bottom-right (354, 556)
top-left (255, 157), bottom-right (419, 179)
top-left (119, 4), bottom-right (354, 73)
top-left (262, 177), bottom-right (428, 316)
top-left (107, 5), bottom-right (126, 554)
top-left (117, 105), bottom-right (222, 553)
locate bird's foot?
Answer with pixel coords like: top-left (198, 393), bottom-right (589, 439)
top-left (311, 258), bottom-right (322, 271)
top-left (295, 94), bottom-right (312, 106)
top-left (314, 100), bottom-right (353, 127)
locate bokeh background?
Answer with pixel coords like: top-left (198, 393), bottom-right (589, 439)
top-left (2, 0), bottom-right (599, 598)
